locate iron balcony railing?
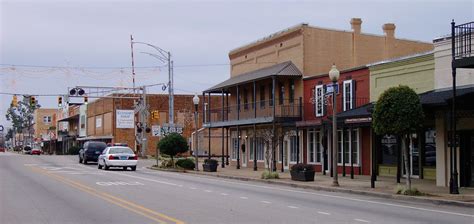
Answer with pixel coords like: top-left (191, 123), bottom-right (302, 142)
top-left (205, 99), bottom-right (302, 124)
top-left (454, 21), bottom-right (474, 59)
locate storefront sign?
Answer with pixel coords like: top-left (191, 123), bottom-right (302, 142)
top-left (152, 123), bottom-right (184, 137)
top-left (116, 110), bottom-right (135, 129)
top-left (345, 117), bottom-right (372, 124)
top-left (96, 117), bottom-right (102, 128)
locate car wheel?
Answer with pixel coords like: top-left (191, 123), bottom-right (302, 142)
top-left (123, 167), bottom-right (127, 171)
top-left (98, 163), bottom-right (103, 169)
top-left (83, 158), bottom-right (87, 165)
top-left (104, 161), bottom-right (109, 170)
top-left (131, 166), bottom-right (136, 171)
top-left (79, 156), bottom-right (83, 163)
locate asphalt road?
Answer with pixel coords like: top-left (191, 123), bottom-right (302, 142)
top-left (1, 152), bottom-right (473, 224)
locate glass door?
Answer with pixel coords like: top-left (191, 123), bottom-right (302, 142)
top-left (403, 134), bottom-right (420, 178)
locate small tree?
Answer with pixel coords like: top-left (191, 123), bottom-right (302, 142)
top-left (372, 86), bottom-right (424, 190)
top-left (157, 133), bottom-right (189, 167)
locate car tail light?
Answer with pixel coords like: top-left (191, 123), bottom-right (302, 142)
top-left (132, 155), bottom-right (138, 160)
top-left (108, 155), bottom-right (114, 160)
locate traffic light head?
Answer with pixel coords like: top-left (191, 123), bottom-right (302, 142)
top-left (84, 96), bottom-right (88, 104)
top-left (30, 96), bottom-right (36, 106)
top-left (12, 95), bottom-right (18, 107)
top-left (58, 96), bottom-right (63, 107)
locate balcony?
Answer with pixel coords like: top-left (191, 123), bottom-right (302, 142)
top-left (453, 21), bottom-right (474, 68)
top-left (204, 99), bottom-right (302, 128)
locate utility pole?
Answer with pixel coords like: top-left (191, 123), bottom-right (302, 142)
top-left (130, 35), bottom-right (136, 93)
top-left (140, 86), bottom-right (148, 158)
top-left (169, 58), bottom-right (174, 124)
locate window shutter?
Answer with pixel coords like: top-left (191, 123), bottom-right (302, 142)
top-left (351, 80), bottom-right (356, 109)
top-left (322, 85), bottom-right (326, 116)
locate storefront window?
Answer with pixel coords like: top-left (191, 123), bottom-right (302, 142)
top-left (381, 135), bottom-right (397, 165)
top-left (424, 130), bottom-right (436, 167)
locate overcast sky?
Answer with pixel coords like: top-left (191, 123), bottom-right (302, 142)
top-left (1, 0), bottom-right (473, 128)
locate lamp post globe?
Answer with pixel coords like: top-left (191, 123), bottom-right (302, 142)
top-left (329, 64), bottom-right (340, 82)
top-left (329, 64), bottom-right (340, 187)
top-left (193, 94), bottom-right (200, 171)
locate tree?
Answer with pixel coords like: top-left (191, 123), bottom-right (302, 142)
top-left (157, 133), bottom-right (189, 167)
top-left (372, 86), bottom-right (424, 190)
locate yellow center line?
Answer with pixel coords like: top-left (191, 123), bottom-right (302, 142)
top-left (29, 166), bottom-right (185, 224)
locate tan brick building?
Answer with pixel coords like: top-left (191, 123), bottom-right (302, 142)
top-left (85, 94), bottom-right (221, 156)
top-left (33, 108), bottom-right (58, 141)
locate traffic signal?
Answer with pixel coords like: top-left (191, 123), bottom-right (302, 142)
top-left (30, 96), bottom-right (36, 106)
top-left (151, 111), bottom-right (160, 120)
top-left (58, 96), bottom-right (62, 107)
top-left (12, 95), bottom-right (18, 107)
top-left (84, 96), bottom-right (88, 104)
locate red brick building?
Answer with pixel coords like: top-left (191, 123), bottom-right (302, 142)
top-left (298, 66), bottom-right (372, 176)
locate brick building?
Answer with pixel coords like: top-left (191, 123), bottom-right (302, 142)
top-left (203, 18), bottom-right (433, 171)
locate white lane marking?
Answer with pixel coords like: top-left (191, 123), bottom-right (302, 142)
top-left (96, 181), bottom-right (144, 186)
top-left (354, 219), bottom-right (370, 223)
top-left (239, 196), bottom-right (248, 199)
top-left (178, 185), bottom-right (183, 187)
top-left (204, 190), bottom-right (212, 193)
top-left (190, 187), bottom-right (197, 190)
top-left (220, 193), bottom-right (228, 196)
top-left (76, 164), bottom-right (178, 187)
top-left (169, 173), bottom-right (474, 218)
top-left (287, 206), bottom-right (298, 209)
top-left (317, 211), bottom-right (330, 215)
top-left (260, 201), bottom-right (271, 204)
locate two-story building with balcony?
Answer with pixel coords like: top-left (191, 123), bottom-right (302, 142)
top-left (203, 18), bottom-right (433, 171)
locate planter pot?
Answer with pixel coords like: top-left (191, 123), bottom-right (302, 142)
top-left (203, 163), bottom-right (218, 172)
top-left (290, 170), bottom-right (315, 181)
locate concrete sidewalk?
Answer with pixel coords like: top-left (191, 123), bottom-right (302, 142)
top-left (175, 164), bottom-right (474, 208)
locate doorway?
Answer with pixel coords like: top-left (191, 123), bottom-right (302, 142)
top-left (241, 142), bottom-right (247, 167)
top-left (460, 131), bottom-right (474, 187)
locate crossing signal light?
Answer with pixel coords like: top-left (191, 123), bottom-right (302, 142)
top-left (12, 95), bottom-right (18, 107)
top-left (84, 96), bottom-right (88, 104)
top-left (58, 96), bottom-right (63, 107)
top-left (30, 96), bottom-right (36, 106)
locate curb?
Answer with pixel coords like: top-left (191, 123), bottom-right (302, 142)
top-left (148, 167), bottom-right (474, 208)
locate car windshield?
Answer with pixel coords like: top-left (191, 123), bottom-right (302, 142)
top-left (109, 147), bottom-right (134, 154)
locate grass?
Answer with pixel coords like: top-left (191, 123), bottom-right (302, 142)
top-left (394, 185), bottom-right (425, 196)
top-left (261, 170), bottom-right (280, 179)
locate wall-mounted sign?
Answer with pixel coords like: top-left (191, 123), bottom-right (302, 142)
top-left (345, 117), bottom-right (372, 124)
top-left (151, 125), bottom-right (161, 137)
top-left (96, 117), bottom-right (102, 128)
top-left (116, 110), bottom-right (135, 129)
top-left (151, 123), bottom-right (183, 137)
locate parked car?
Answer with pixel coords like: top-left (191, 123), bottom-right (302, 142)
top-left (79, 141), bottom-right (107, 164)
top-left (0, 147), bottom-right (5, 153)
top-left (98, 146), bottom-right (137, 171)
top-left (23, 146), bottom-right (32, 155)
top-left (31, 148), bottom-right (42, 155)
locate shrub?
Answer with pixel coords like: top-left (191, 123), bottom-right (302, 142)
top-left (395, 185), bottom-right (424, 196)
top-left (261, 170), bottom-right (279, 179)
top-left (159, 158), bottom-right (174, 168)
top-left (204, 159), bottom-right (218, 165)
top-left (68, 146), bottom-right (80, 155)
top-left (176, 158), bottom-right (195, 170)
top-left (157, 133), bottom-right (189, 167)
top-left (290, 163), bottom-right (315, 172)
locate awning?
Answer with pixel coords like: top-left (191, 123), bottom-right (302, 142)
top-left (76, 135), bottom-right (113, 141)
top-left (57, 114), bottom-right (79, 122)
top-left (337, 103), bottom-right (373, 119)
top-left (420, 85), bottom-right (474, 106)
top-left (204, 61), bottom-right (303, 93)
top-left (296, 119), bottom-right (323, 127)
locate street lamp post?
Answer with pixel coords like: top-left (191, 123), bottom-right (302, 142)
top-left (329, 64), bottom-right (340, 187)
top-left (193, 94), bottom-right (200, 171)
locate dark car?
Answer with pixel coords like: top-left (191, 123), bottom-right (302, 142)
top-left (79, 141), bottom-right (107, 164)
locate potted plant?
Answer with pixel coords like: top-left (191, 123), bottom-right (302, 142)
top-left (203, 159), bottom-right (218, 172)
top-left (290, 163), bottom-right (315, 181)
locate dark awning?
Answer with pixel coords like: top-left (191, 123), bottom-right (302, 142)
top-left (204, 61), bottom-right (303, 93)
top-left (420, 85), bottom-right (474, 106)
top-left (57, 114), bottom-right (79, 122)
top-left (337, 103), bottom-right (373, 119)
